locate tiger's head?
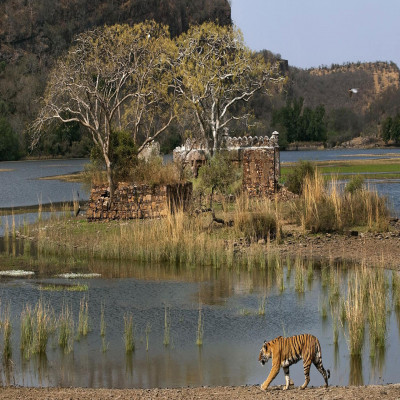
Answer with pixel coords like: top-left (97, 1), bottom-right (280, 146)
top-left (258, 340), bottom-right (272, 365)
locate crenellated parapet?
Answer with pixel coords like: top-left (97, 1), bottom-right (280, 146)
top-left (224, 131), bottom-right (279, 149)
top-left (173, 132), bottom-right (279, 156)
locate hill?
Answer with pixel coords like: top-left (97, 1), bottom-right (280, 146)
top-left (0, 0), bottom-right (231, 158)
top-left (239, 57), bottom-right (400, 148)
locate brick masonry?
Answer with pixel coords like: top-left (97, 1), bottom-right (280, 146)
top-left (86, 182), bottom-right (192, 221)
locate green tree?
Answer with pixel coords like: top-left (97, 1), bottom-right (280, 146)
top-left (0, 117), bottom-right (20, 161)
top-left (382, 116), bottom-right (392, 143)
top-left (32, 22), bottom-right (177, 200)
top-left (197, 153), bottom-right (241, 208)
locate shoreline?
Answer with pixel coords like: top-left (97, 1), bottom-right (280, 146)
top-left (1, 384), bottom-right (400, 399)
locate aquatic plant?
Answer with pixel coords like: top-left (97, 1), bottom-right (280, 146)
top-left (20, 305), bottom-right (33, 359)
top-left (345, 271), bottom-right (365, 356)
top-left (32, 299), bottom-right (51, 355)
top-left (100, 302), bottom-right (106, 337)
top-left (294, 258), bottom-right (305, 294)
top-left (163, 305), bottom-right (171, 347)
top-left (3, 305), bottom-right (12, 361)
top-left (58, 302), bottom-right (74, 354)
top-left (196, 304), bottom-right (204, 346)
top-left (77, 296), bottom-right (89, 338)
top-left (258, 294), bottom-right (267, 316)
top-left (145, 322), bottom-right (151, 352)
top-left (123, 313), bottom-right (135, 352)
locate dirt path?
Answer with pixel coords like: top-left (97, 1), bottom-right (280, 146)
top-left (2, 384), bottom-right (400, 399)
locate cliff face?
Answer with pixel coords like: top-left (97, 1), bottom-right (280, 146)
top-left (0, 0), bottom-right (231, 135)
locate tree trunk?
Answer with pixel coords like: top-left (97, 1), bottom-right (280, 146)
top-left (105, 157), bottom-right (114, 204)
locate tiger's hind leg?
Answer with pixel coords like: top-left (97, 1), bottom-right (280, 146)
top-left (313, 356), bottom-right (330, 387)
top-left (300, 360), bottom-right (311, 389)
top-left (283, 367), bottom-right (290, 390)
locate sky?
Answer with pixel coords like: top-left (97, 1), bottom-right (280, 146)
top-left (231, 0), bottom-right (400, 69)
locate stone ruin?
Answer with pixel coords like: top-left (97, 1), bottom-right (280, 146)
top-left (86, 182), bottom-right (192, 221)
top-left (86, 132), bottom-right (280, 220)
top-left (173, 131), bottom-right (280, 197)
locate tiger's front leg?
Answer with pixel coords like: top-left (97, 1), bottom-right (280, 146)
top-left (260, 363), bottom-right (280, 391)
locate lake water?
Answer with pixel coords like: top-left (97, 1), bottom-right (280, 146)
top-left (0, 257), bottom-right (398, 388)
top-left (0, 158), bottom-right (89, 209)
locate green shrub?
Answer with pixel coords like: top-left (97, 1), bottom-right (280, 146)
top-left (345, 175), bottom-right (365, 194)
top-left (285, 160), bottom-right (316, 195)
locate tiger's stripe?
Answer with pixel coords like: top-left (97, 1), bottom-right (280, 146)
top-left (258, 334), bottom-right (330, 390)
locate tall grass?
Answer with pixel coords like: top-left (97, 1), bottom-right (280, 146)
top-left (296, 171), bottom-right (389, 233)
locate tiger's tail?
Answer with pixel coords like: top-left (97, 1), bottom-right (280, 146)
top-left (315, 339), bottom-right (330, 385)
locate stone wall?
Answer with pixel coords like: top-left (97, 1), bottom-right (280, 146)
top-left (242, 147), bottom-right (280, 197)
top-left (86, 182), bottom-right (192, 221)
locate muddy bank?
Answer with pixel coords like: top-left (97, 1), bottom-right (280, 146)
top-left (2, 384), bottom-right (400, 399)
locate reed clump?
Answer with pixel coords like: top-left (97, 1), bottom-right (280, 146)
top-left (294, 171), bottom-right (389, 233)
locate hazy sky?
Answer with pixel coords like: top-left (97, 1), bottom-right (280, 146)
top-left (231, 0), bottom-right (400, 69)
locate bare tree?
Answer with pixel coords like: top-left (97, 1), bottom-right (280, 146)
top-left (174, 22), bottom-right (285, 155)
top-left (31, 22), bottom-right (176, 200)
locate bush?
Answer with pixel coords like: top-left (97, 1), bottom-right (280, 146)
top-left (345, 175), bottom-right (365, 194)
top-left (196, 152), bottom-right (242, 208)
top-left (235, 211), bottom-right (277, 241)
top-left (285, 160), bottom-right (316, 194)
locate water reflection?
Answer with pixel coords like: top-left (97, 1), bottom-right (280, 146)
top-left (349, 356), bottom-right (363, 386)
top-left (0, 249), bottom-right (398, 388)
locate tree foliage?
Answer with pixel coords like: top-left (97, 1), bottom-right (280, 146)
top-left (174, 22), bottom-right (284, 154)
top-left (32, 22), bottom-right (176, 198)
top-left (272, 98), bottom-right (327, 146)
top-left (0, 117), bottom-right (21, 161)
top-left (381, 114), bottom-right (400, 144)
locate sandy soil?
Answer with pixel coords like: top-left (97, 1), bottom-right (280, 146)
top-left (1, 384), bottom-right (400, 399)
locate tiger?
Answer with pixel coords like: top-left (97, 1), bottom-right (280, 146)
top-left (258, 334), bottom-right (330, 391)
